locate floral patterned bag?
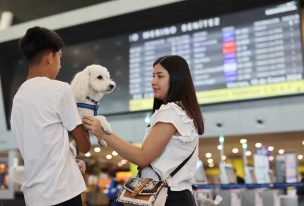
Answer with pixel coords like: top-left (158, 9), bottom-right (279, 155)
top-left (116, 177), bottom-right (168, 206)
top-left (117, 146), bottom-right (196, 206)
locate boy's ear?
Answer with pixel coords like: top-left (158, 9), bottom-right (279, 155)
top-left (43, 51), bottom-right (53, 65)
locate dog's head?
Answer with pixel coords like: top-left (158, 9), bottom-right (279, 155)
top-left (71, 64), bottom-right (116, 102)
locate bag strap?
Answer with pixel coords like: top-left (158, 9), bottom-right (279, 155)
top-left (169, 145), bottom-right (197, 178)
top-left (149, 145), bottom-right (197, 180)
top-left (148, 165), bottom-right (162, 180)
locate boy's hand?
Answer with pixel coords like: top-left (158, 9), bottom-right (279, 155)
top-left (76, 159), bottom-right (86, 175)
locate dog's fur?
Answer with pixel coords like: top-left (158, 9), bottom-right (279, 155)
top-left (10, 64), bottom-right (115, 184)
top-left (71, 64), bottom-right (116, 116)
top-left (70, 64), bottom-right (116, 147)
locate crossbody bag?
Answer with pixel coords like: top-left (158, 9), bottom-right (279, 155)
top-left (116, 146), bottom-right (197, 206)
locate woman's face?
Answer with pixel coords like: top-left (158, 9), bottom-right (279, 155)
top-left (151, 63), bottom-right (170, 101)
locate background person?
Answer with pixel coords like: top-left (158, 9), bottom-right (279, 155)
top-left (234, 168), bottom-right (245, 184)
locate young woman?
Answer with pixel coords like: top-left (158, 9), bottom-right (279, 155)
top-left (83, 55), bottom-right (204, 206)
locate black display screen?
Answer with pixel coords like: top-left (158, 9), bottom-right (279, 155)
top-left (127, 0), bottom-right (304, 111)
top-left (1, 0), bottom-right (303, 128)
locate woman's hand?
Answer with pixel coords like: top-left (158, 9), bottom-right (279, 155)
top-left (82, 116), bottom-right (105, 138)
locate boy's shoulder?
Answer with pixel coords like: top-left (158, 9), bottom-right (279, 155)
top-left (51, 79), bottom-right (70, 88)
top-left (23, 77), bottom-right (69, 87)
top-left (26, 78), bottom-right (71, 93)
top-left (49, 80), bottom-right (71, 94)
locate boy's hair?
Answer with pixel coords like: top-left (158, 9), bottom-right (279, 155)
top-left (19, 26), bottom-right (65, 63)
top-left (152, 55), bottom-right (204, 135)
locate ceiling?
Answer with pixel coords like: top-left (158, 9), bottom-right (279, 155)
top-left (1, 0), bottom-right (304, 27)
top-left (0, 0), bottom-right (112, 25)
top-left (198, 131), bottom-right (304, 167)
top-left (1, 131), bottom-right (304, 173)
top-left (79, 131), bottom-right (304, 173)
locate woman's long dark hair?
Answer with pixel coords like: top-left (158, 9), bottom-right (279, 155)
top-left (152, 55), bottom-right (204, 135)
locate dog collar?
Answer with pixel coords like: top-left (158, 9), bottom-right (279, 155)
top-left (77, 103), bottom-right (99, 116)
top-left (86, 96), bottom-right (99, 105)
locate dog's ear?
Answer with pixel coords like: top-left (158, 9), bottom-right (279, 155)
top-left (70, 70), bottom-right (90, 101)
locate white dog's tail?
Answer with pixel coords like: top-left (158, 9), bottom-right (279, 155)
top-left (9, 165), bottom-right (24, 185)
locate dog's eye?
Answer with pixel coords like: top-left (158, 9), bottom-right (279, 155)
top-left (97, 75), bottom-right (103, 80)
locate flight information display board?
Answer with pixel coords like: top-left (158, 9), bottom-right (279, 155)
top-left (128, 1), bottom-right (304, 111)
top-left (1, 0), bottom-right (303, 127)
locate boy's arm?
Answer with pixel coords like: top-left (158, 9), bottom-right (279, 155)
top-left (57, 84), bottom-right (91, 153)
top-left (71, 124), bottom-right (91, 153)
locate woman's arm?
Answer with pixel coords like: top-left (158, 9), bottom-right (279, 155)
top-left (82, 116), bottom-right (176, 167)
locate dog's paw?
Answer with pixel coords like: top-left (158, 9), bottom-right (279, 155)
top-left (95, 115), bottom-right (112, 135)
top-left (9, 166), bottom-right (25, 184)
top-left (94, 115), bottom-right (111, 148)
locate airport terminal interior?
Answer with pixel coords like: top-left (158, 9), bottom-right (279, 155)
top-left (1, 0), bottom-right (304, 205)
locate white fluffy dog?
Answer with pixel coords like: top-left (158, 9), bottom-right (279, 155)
top-left (70, 64), bottom-right (116, 148)
top-left (10, 64), bottom-right (115, 184)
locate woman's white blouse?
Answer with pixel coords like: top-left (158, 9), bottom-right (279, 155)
top-left (141, 102), bottom-right (199, 191)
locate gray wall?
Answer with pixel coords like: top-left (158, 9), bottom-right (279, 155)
top-left (105, 95), bottom-right (304, 143)
top-left (202, 96), bottom-right (304, 136)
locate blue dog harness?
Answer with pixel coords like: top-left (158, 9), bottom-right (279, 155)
top-left (77, 96), bottom-right (99, 116)
top-left (77, 103), bottom-right (99, 116)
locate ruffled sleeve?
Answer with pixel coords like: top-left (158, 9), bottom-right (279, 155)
top-left (150, 102), bottom-right (197, 143)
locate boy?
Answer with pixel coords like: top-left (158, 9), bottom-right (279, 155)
top-left (10, 26), bottom-right (91, 206)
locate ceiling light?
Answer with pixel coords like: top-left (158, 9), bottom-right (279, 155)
top-left (240, 139), bottom-right (247, 144)
top-left (298, 155), bottom-right (303, 160)
top-left (222, 155), bottom-right (227, 161)
top-left (242, 143), bottom-right (248, 149)
top-left (205, 153), bottom-right (212, 158)
top-left (232, 148), bottom-right (239, 153)
top-left (255, 143), bottom-right (262, 148)
top-left (84, 152), bottom-right (91, 157)
top-left (246, 151), bottom-right (252, 156)
top-left (269, 156), bottom-right (274, 161)
top-left (94, 147), bottom-right (101, 153)
top-left (121, 159), bottom-right (128, 164)
top-left (112, 151), bottom-right (118, 156)
top-left (219, 135), bottom-right (224, 143)
top-left (106, 154), bottom-right (112, 159)
top-left (207, 159), bottom-right (213, 164)
top-left (278, 149), bottom-right (284, 154)
top-left (217, 145), bottom-right (223, 150)
top-left (208, 163), bottom-right (214, 167)
top-left (268, 146), bottom-right (274, 151)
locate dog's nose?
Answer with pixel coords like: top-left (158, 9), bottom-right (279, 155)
top-left (108, 84), bottom-right (115, 90)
